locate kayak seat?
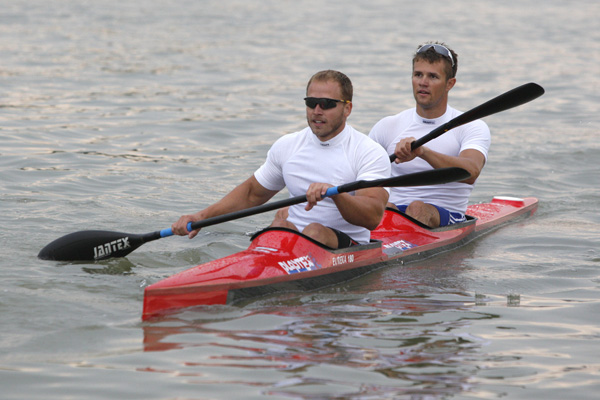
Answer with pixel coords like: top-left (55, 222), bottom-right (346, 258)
top-left (384, 207), bottom-right (477, 231)
top-left (249, 226), bottom-right (381, 252)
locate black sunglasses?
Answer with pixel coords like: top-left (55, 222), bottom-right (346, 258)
top-left (304, 97), bottom-right (351, 110)
top-left (417, 44), bottom-right (455, 67)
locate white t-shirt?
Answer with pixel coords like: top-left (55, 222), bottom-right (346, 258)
top-left (369, 106), bottom-right (490, 214)
top-left (254, 124), bottom-right (391, 244)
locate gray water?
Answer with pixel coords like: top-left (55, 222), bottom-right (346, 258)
top-left (1, 0), bottom-right (599, 399)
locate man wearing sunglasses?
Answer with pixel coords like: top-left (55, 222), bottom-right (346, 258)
top-left (369, 42), bottom-right (491, 228)
top-left (171, 70), bottom-right (391, 249)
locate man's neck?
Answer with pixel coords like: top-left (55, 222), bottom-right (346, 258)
top-left (312, 123), bottom-right (346, 143)
top-left (416, 104), bottom-right (447, 120)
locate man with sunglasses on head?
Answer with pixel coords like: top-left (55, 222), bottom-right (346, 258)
top-left (369, 42), bottom-right (491, 228)
top-left (171, 70), bottom-right (391, 249)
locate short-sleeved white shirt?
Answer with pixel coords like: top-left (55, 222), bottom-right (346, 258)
top-left (369, 106), bottom-right (491, 214)
top-left (254, 124), bottom-right (391, 244)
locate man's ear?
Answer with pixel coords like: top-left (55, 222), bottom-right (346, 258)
top-left (446, 77), bottom-right (456, 92)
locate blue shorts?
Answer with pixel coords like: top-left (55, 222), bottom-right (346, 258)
top-left (396, 204), bottom-right (466, 227)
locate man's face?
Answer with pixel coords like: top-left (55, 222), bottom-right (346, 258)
top-left (306, 80), bottom-right (351, 142)
top-left (412, 59), bottom-right (455, 114)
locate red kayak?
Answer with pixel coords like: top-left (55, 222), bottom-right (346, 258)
top-left (142, 196), bottom-right (538, 320)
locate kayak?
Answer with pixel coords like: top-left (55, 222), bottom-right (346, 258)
top-left (142, 196), bottom-right (538, 320)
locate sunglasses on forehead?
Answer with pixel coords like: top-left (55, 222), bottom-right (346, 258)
top-left (304, 97), bottom-right (351, 110)
top-left (417, 44), bottom-right (455, 67)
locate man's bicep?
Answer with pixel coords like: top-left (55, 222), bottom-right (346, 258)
top-left (459, 148), bottom-right (486, 170)
top-left (356, 187), bottom-right (390, 204)
top-left (246, 175), bottom-right (279, 204)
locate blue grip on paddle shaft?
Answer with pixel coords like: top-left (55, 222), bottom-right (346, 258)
top-left (325, 186), bottom-right (340, 197)
top-left (159, 222), bottom-right (192, 237)
top-left (160, 222), bottom-right (192, 237)
top-left (160, 228), bottom-right (173, 238)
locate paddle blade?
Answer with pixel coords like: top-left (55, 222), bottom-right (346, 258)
top-left (442, 82), bottom-right (545, 132)
top-left (38, 230), bottom-right (158, 261)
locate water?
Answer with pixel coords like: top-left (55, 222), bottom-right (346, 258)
top-left (1, 0), bottom-right (599, 398)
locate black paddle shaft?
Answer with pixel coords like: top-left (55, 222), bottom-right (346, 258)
top-left (188, 167), bottom-right (471, 232)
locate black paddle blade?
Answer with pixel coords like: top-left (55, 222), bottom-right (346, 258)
top-left (38, 230), bottom-right (157, 261)
top-left (441, 82), bottom-right (545, 133)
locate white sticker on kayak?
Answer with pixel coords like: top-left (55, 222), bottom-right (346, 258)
top-left (384, 240), bottom-right (417, 251)
top-left (278, 255), bottom-right (319, 274)
top-left (332, 253), bottom-right (354, 266)
top-left (254, 246), bottom-right (278, 253)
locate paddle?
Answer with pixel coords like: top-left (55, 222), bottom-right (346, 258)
top-left (389, 82), bottom-right (545, 161)
top-left (38, 167), bottom-right (470, 262)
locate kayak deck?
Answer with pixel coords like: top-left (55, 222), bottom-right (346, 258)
top-left (142, 196), bottom-right (538, 320)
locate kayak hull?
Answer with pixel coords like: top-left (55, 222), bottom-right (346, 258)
top-left (142, 196), bottom-right (538, 320)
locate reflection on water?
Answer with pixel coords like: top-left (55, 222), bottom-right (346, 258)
top-left (143, 293), bottom-right (494, 398)
top-left (82, 259), bottom-right (136, 275)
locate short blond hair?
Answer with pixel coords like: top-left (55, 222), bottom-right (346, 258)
top-left (306, 70), bottom-right (353, 101)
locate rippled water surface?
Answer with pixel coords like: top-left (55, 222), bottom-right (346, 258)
top-left (1, 1), bottom-right (599, 399)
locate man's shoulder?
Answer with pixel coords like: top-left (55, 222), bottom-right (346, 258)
top-left (272, 127), bottom-right (310, 145)
top-left (379, 107), bottom-right (415, 123)
top-left (371, 108), bottom-right (415, 131)
top-left (369, 108), bottom-right (415, 142)
top-left (346, 125), bottom-right (391, 160)
top-left (347, 125), bottom-right (382, 146)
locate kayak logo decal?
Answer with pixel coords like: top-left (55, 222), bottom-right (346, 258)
top-left (332, 253), bottom-right (354, 266)
top-left (384, 240), bottom-right (417, 251)
top-left (278, 254), bottom-right (320, 274)
top-left (93, 237), bottom-right (131, 259)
